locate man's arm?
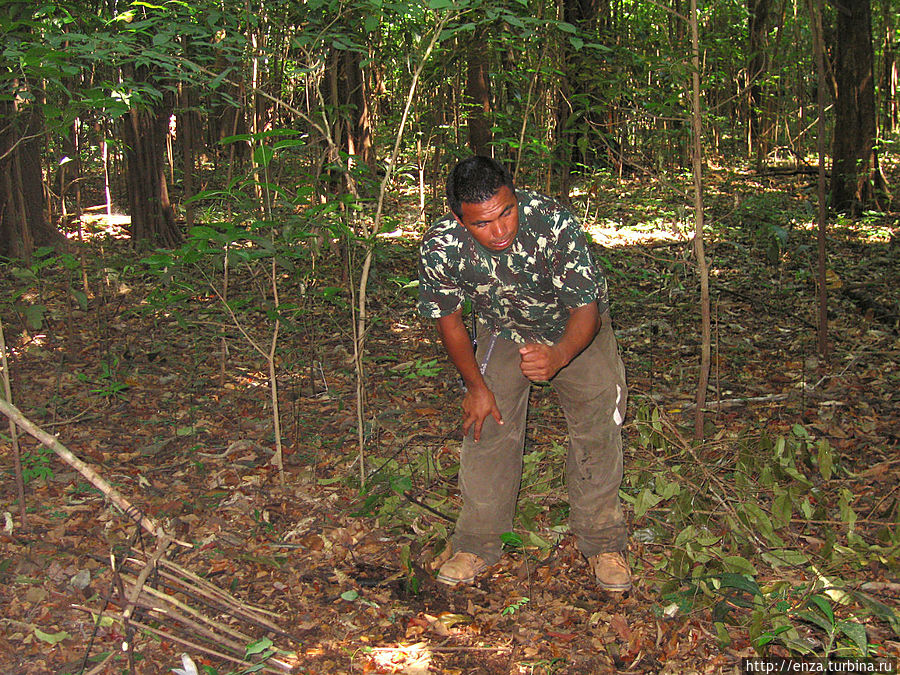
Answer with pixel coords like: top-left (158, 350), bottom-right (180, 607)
top-left (518, 301), bottom-right (600, 382)
top-left (436, 308), bottom-right (503, 441)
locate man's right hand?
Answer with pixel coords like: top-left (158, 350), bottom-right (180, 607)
top-left (435, 309), bottom-right (503, 442)
top-left (462, 385), bottom-right (503, 442)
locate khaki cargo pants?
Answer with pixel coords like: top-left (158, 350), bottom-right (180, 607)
top-left (451, 315), bottom-right (628, 564)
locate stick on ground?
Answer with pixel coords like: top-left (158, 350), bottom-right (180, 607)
top-left (0, 397), bottom-right (177, 542)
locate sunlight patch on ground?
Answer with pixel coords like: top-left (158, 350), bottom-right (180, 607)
top-left (585, 219), bottom-right (692, 248)
top-left (795, 217), bottom-right (896, 244)
top-left (367, 642), bottom-right (432, 673)
top-left (68, 212), bottom-right (132, 241)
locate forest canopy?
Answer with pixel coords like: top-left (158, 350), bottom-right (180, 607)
top-left (0, 0), bottom-right (895, 257)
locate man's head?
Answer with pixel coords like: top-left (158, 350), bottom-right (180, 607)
top-left (446, 156), bottom-right (519, 252)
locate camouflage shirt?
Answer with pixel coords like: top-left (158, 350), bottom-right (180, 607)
top-left (418, 189), bottom-right (608, 344)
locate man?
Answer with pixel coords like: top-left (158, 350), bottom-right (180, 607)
top-left (417, 156), bottom-right (630, 591)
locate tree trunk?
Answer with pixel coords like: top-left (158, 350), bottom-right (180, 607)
top-left (466, 26), bottom-right (493, 156)
top-left (122, 98), bottom-right (182, 247)
top-left (556, 0), bottom-right (610, 190)
top-left (689, 0), bottom-right (711, 440)
top-left (0, 100), bottom-right (63, 260)
top-left (830, 0), bottom-right (885, 213)
top-left (880, 0), bottom-right (897, 134)
top-left (342, 49), bottom-right (374, 170)
top-left (809, 0), bottom-right (830, 359)
top-left (177, 84), bottom-right (201, 230)
top-left (324, 47), bottom-right (375, 182)
top-left (747, 0), bottom-right (771, 162)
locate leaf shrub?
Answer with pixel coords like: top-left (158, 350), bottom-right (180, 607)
top-left (627, 404), bottom-right (899, 656)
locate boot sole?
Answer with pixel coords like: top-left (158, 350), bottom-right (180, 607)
top-left (436, 564), bottom-right (487, 586)
top-left (436, 573), bottom-right (476, 585)
top-left (436, 568), bottom-right (486, 585)
top-left (597, 580), bottom-right (632, 591)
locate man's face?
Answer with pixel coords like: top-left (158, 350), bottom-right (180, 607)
top-left (455, 185), bottom-right (519, 252)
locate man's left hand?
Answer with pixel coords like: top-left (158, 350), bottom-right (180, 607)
top-left (519, 343), bottom-right (566, 382)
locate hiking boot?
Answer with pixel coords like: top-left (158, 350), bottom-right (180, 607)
top-left (588, 551), bottom-right (632, 591)
top-left (436, 551), bottom-right (487, 586)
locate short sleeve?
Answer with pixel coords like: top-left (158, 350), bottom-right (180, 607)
top-left (417, 232), bottom-right (464, 319)
top-left (549, 211), bottom-right (609, 313)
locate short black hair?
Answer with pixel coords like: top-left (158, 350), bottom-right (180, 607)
top-left (446, 156), bottom-right (515, 218)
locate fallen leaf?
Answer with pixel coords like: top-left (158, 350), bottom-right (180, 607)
top-left (33, 629), bottom-right (70, 645)
top-left (610, 613), bottom-right (632, 642)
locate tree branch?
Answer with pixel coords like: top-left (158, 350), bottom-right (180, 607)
top-left (0, 398), bottom-right (178, 543)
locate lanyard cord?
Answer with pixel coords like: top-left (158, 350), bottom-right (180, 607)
top-left (469, 304), bottom-right (497, 378)
top-left (479, 333), bottom-right (498, 375)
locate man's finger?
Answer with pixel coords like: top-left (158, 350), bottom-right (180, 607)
top-left (491, 405), bottom-right (504, 426)
top-left (473, 417), bottom-right (483, 442)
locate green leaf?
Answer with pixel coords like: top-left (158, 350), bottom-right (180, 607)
top-left (503, 13), bottom-right (525, 28)
top-left (799, 498), bottom-right (814, 519)
top-left (778, 635), bottom-right (817, 655)
top-left (838, 488), bottom-right (858, 529)
top-left (221, 133), bottom-right (253, 144)
top-left (10, 266), bottom-right (36, 281)
top-left (389, 475), bottom-right (412, 494)
top-left (527, 531), bottom-right (552, 549)
top-left (273, 138), bottom-right (307, 151)
top-left (634, 487), bottom-right (663, 517)
top-left (188, 225), bottom-right (219, 240)
top-left (674, 525), bottom-right (697, 547)
top-left (760, 549), bottom-right (809, 567)
top-left (714, 621), bottom-right (732, 647)
top-left (71, 290), bottom-right (89, 311)
top-left (817, 439), bottom-right (833, 480)
top-left (780, 463), bottom-right (812, 486)
top-left (771, 489), bottom-right (793, 530)
top-left (340, 589), bottom-right (359, 601)
top-left (754, 623), bottom-right (792, 648)
top-left (808, 595), bottom-right (834, 626)
top-left (210, 68), bottom-right (230, 89)
top-left (34, 628), bottom-right (70, 644)
top-left (794, 609), bottom-right (833, 634)
top-left (718, 573), bottom-right (762, 597)
top-left (253, 144), bottom-right (274, 168)
top-left (24, 304), bottom-right (45, 330)
top-left (721, 556), bottom-right (756, 576)
top-left (655, 475), bottom-right (680, 500)
top-left (737, 502), bottom-right (782, 546)
top-left (838, 620), bottom-right (868, 656)
top-left (848, 590), bottom-right (900, 635)
top-left (500, 532), bottom-right (523, 548)
top-left (245, 636), bottom-right (274, 657)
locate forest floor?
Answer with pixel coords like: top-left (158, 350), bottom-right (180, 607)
top-left (0, 167), bottom-right (898, 674)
